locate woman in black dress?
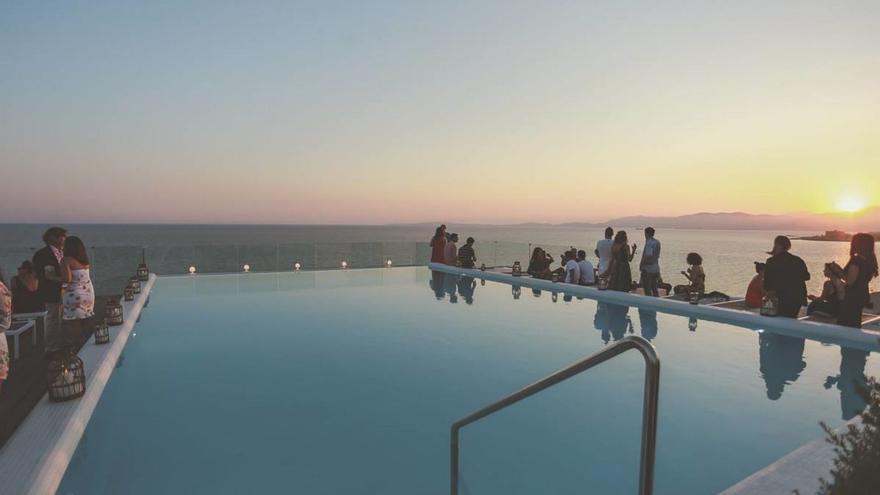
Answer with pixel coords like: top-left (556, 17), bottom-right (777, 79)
top-left (834, 233), bottom-right (878, 328)
top-left (604, 231), bottom-right (637, 292)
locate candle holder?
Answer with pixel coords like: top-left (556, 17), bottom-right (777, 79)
top-left (94, 318), bottom-right (110, 345)
top-left (47, 349), bottom-right (86, 402)
top-left (127, 276), bottom-right (141, 295)
top-left (105, 299), bottom-right (124, 326)
top-left (136, 247), bottom-right (149, 282)
top-left (124, 286), bottom-right (135, 301)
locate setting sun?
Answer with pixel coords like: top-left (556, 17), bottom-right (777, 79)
top-left (835, 195), bottom-right (867, 213)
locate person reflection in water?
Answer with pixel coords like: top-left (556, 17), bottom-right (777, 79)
top-left (457, 276), bottom-right (476, 305)
top-left (638, 309), bottom-right (658, 341)
top-left (429, 270), bottom-right (446, 300)
top-left (594, 302), bottom-right (611, 344)
top-left (759, 333), bottom-right (806, 400)
top-left (444, 273), bottom-right (458, 303)
top-left (607, 304), bottom-right (633, 342)
top-left (824, 347), bottom-right (869, 420)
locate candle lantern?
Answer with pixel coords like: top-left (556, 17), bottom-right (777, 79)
top-left (551, 273), bottom-right (559, 283)
top-left (136, 248), bottom-right (150, 282)
top-left (94, 318), bottom-right (110, 345)
top-left (597, 277), bottom-right (609, 290)
top-left (189, 265), bottom-right (196, 274)
top-left (688, 290), bottom-right (700, 305)
top-left (127, 276), bottom-right (141, 294)
top-left (480, 263), bottom-right (486, 271)
top-left (386, 258), bottom-right (393, 268)
top-left (760, 291), bottom-right (778, 317)
top-left (105, 299), bottom-right (124, 326)
top-left (243, 264), bottom-right (251, 273)
top-left (124, 286), bottom-right (135, 301)
top-left (512, 286), bottom-right (522, 300)
top-left (294, 262), bottom-right (302, 271)
top-left (341, 260), bottom-right (348, 269)
top-left (512, 261), bottom-right (522, 276)
top-left (47, 350), bottom-right (86, 402)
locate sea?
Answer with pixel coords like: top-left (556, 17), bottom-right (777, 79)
top-left (0, 223), bottom-right (865, 297)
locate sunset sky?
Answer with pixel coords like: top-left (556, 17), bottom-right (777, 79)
top-left (2, 1), bottom-right (878, 224)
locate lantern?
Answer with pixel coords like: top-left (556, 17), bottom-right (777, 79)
top-left (760, 291), bottom-right (778, 317)
top-left (341, 261), bottom-right (348, 269)
top-left (105, 299), bottom-right (124, 326)
top-left (597, 277), bottom-right (609, 290)
top-left (386, 258), bottom-right (393, 267)
top-left (136, 248), bottom-right (150, 282)
top-left (47, 350), bottom-right (86, 402)
top-left (94, 319), bottom-right (110, 345)
top-left (127, 276), bottom-right (141, 294)
top-left (551, 272), bottom-right (559, 283)
top-left (688, 318), bottom-right (699, 332)
top-left (688, 290), bottom-right (700, 305)
top-left (243, 264), bottom-right (250, 273)
top-left (294, 262), bottom-right (302, 271)
top-left (512, 286), bottom-right (521, 299)
top-left (189, 265), bottom-right (196, 274)
top-left (512, 261), bottom-right (522, 276)
top-left (123, 286), bottom-right (135, 302)
top-left (552, 292), bottom-right (558, 303)
top-left (480, 263), bottom-right (486, 271)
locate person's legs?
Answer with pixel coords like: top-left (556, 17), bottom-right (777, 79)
top-left (645, 272), bottom-right (660, 297)
top-left (45, 302), bottom-right (62, 348)
top-left (778, 302), bottom-right (802, 319)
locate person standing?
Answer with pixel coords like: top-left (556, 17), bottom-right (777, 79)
top-left (763, 235), bottom-right (810, 318)
top-left (595, 227), bottom-right (614, 277)
top-left (60, 236), bottom-right (95, 344)
top-left (430, 225), bottom-right (446, 263)
top-left (457, 237), bottom-right (477, 269)
top-left (32, 226), bottom-right (67, 346)
top-left (639, 227), bottom-right (661, 296)
top-left (576, 250), bottom-right (596, 285)
top-left (604, 231), bottom-right (637, 292)
top-left (832, 233), bottom-right (878, 328)
top-left (0, 270), bottom-right (12, 396)
top-left (444, 233), bottom-right (459, 266)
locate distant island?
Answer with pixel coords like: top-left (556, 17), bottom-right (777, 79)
top-left (796, 230), bottom-right (880, 242)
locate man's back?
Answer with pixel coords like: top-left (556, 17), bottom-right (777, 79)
top-left (764, 252), bottom-right (810, 311)
top-left (564, 258), bottom-right (581, 284)
top-left (596, 239), bottom-right (613, 273)
top-left (578, 259), bottom-right (595, 285)
top-left (641, 238), bottom-right (661, 273)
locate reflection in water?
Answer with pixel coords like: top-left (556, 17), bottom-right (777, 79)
top-left (638, 309), bottom-right (658, 341)
top-left (457, 276), bottom-right (476, 305)
top-left (825, 347), bottom-right (869, 420)
top-left (512, 285), bottom-right (522, 300)
top-left (594, 303), bottom-right (632, 343)
top-left (759, 333), bottom-right (806, 400)
top-left (688, 318), bottom-right (698, 332)
top-left (444, 272), bottom-right (458, 304)
top-left (429, 271), bottom-right (445, 300)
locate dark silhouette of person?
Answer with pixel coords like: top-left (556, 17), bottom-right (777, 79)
top-left (457, 276), bottom-right (476, 305)
top-left (638, 309), bottom-right (658, 341)
top-left (763, 235), bottom-right (810, 318)
top-left (607, 304), bottom-right (633, 342)
top-left (824, 347), bottom-right (869, 420)
top-left (444, 272), bottom-right (458, 303)
top-left (594, 302), bottom-right (611, 344)
top-left (759, 333), bottom-right (806, 400)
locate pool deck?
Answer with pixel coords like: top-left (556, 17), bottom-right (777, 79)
top-left (428, 263), bottom-right (880, 352)
top-left (0, 274), bottom-right (155, 495)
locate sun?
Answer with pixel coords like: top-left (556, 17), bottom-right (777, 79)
top-left (835, 195), bottom-right (866, 213)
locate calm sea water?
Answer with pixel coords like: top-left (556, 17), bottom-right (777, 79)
top-left (0, 223), bottom-right (865, 296)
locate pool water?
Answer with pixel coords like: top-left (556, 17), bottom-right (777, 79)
top-left (58, 268), bottom-right (878, 494)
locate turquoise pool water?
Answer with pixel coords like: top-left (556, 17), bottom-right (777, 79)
top-left (59, 268), bottom-right (878, 494)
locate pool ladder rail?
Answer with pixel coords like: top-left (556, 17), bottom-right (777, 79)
top-left (450, 335), bottom-right (660, 495)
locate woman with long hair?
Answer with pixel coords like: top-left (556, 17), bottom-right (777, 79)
top-left (429, 225), bottom-right (447, 264)
top-left (604, 231), bottom-right (637, 292)
top-left (527, 247), bottom-right (552, 279)
top-left (834, 233), bottom-right (878, 328)
top-left (60, 236), bottom-right (95, 325)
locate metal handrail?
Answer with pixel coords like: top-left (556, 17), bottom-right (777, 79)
top-left (450, 335), bottom-right (660, 495)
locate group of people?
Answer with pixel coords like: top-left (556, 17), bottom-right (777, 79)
top-left (430, 225), bottom-right (879, 330)
top-left (0, 227), bottom-right (96, 395)
top-left (745, 233), bottom-right (878, 328)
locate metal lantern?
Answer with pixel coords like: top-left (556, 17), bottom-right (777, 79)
top-left (552, 292), bottom-right (558, 303)
top-left (47, 350), bottom-right (86, 402)
top-left (94, 318), bottom-right (110, 345)
top-left (480, 263), bottom-right (486, 271)
top-left (688, 290), bottom-right (700, 305)
top-left (106, 299), bottom-right (124, 326)
top-left (512, 286), bottom-right (521, 299)
top-left (341, 260), bottom-right (348, 269)
top-left (124, 286), bottom-right (135, 301)
top-left (597, 277), bottom-right (609, 291)
top-left (243, 264), bottom-right (251, 272)
top-left (294, 262), bottom-right (302, 271)
top-left (127, 276), bottom-right (141, 294)
top-left (551, 272), bottom-right (559, 283)
top-left (761, 291), bottom-right (778, 317)
top-left (512, 261), bottom-right (522, 276)
top-left (136, 248), bottom-right (150, 282)
top-left (189, 265), bottom-right (197, 274)
top-left (688, 317), bottom-right (699, 332)
top-left (386, 258), bottom-right (393, 267)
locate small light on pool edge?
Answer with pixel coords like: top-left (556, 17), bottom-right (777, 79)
top-left (386, 259), bottom-right (392, 267)
top-left (341, 260), bottom-right (348, 269)
top-left (243, 264), bottom-right (250, 272)
top-left (188, 265), bottom-right (196, 274)
top-left (294, 262), bottom-right (301, 271)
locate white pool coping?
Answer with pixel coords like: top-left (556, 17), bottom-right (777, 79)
top-left (720, 418), bottom-right (859, 495)
top-left (0, 274), bottom-right (155, 495)
top-left (428, 263), bottom-right (880, 352)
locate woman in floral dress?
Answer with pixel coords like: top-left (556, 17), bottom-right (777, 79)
top-left (60, 237), bottom-right (95, 333)
top-left (0, 271), bottom-right (13, 395)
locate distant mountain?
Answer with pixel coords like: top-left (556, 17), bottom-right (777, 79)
top-left (561, 207), bottom-right (880, 232)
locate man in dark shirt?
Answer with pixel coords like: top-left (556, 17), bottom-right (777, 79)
top-left (32, 226), bottom-right (67, 345)
top-left (763, 235), bottom-right (810, 318)
top-left (457, 237), bottom-right (477, 268)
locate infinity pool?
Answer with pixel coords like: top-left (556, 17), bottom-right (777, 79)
top-left (58, 268), bottom-right (878, 494)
